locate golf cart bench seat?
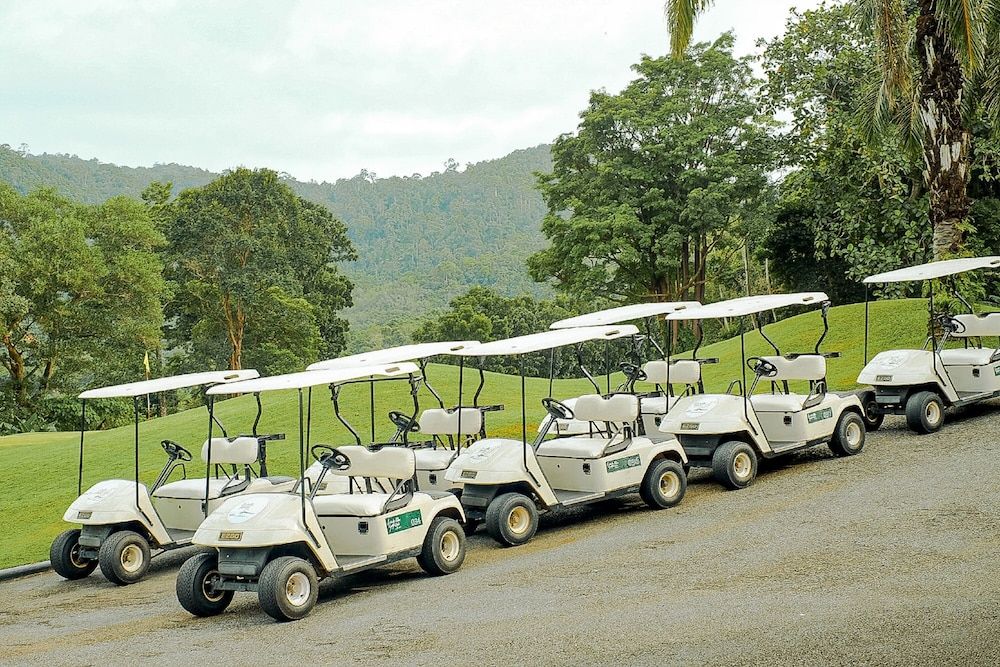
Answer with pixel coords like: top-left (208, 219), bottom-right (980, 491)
top-left (313, 491), bottom-right (432, 517)
top-left (201, 436), bottom-right (260, 465)
top-left (413, 448), bottom-right (456, 471)
top-left (952, 313), bottom-right (1000, 338)
top-left (153, 475), bottom-right (291, 500)
top-left (939, 347), bottom-right (1000, 365)
top-left (536, 435), bottom-right (633, 459)
top-left (758, 355), bottom-right (826, 381)
top-left (418, 407), bottom-right (483, 435)
top-left (749, 393), bottom-right (812, 413)
top-left (538, 394), bottom-right (638, 459)
top-left (642, 360), bottom-right (701, 385)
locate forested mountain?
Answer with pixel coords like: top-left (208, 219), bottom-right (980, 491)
top-left (0, 143), bottom-right (552, 349)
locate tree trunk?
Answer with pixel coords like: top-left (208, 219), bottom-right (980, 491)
top-left (2, 334), bottom-right (28, 405)
top-left (222, 293), bottom-right (245, 371)
top-left (917, 0), bottom-right (971, 258)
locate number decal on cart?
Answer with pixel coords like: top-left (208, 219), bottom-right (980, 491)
top-left (807, 407), bottom-right (834, 423)
top-left (606, 454), bottom-right (641, 473)
top-left (995, 365), bottom-right (1000, 376)
top-left (385, 509), bottom-right (423, 534)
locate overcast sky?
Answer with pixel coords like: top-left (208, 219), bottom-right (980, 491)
top-left (1, 0), bottom-right (822, 182)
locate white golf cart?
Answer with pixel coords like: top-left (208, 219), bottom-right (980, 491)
top-left (306, 341), bottom-right (501, 495)
top-left (50, 370), bottom-right (298, 585)
top-left (549, 301), bottom-right (703, 438)
top-left (443, 326), bottom-right (689, 547)
top-left (857, 256), bottom-right (1000, 433)
top-left (176, 363), bottom-right (467, 622)
top-left (659, 293), bottom-right (867, 489)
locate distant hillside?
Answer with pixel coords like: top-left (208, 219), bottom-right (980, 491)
top-left (0, 143), bottom-right (553, 349)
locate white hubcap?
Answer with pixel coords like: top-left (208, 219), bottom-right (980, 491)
top-left (846, 422), bottom-right (863, 447)
top-left (120, 544), bottom-right (143, 573)
top-left (285, 572), bottom-right (311, 607)
top-left (508, 506), bottom-right (530, 535)
top-left (659, 471), bottom-right (680, 498)
top-left (926, 401), bottom-right (941, 425)
top-left (733, 452), bottom-right (752, 479)
top-left (440, 530), bottom-right (460, 562)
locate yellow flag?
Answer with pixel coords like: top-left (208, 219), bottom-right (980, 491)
top-left (143, 351), bottom-right (151, 377)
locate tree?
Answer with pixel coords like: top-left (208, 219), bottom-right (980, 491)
top-left (665, 0), bottom-right (1000, 258)
top-left (0, 183), bottom-right (167, 427)
top-left (528, 35), bottom-right (774, 314)
top-left (163, 168), bottom-right (356, 374)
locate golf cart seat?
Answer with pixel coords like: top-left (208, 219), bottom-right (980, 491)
top-left (750, 393), bottom-right (812, 413)
top-left (537, 394), bottom-right (638, 459)
top-left (312, 491), bottom-right (433, 517)
top-left (418, 407), bottom-right (483, 436)
top-left (951, 313), bottom-right (1000, 338)
top-left (153, 437), bottom-right (276, 500)
top-left (311, 445), bottom-right (419, 516)
top-left (939, 347), bottom-right (1000, 365)
top-left (642, 359), bottom-right (701, 386)
top-left (413, 449), bottom-right (456, 471)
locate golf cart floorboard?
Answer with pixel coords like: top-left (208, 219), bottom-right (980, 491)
top-left (953, 389), bottom-right (1000, 406)
top-left (334, 548), bottom-right (422, 575)
top-left (163, 528), bottom-right (196, 545)
top-left (762, 436), bottom-right (828, 457)
top-left (552, 486), bottom-right (638, 507)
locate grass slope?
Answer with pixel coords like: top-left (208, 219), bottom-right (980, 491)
top-left (0, 299), bottom-right (930, 568)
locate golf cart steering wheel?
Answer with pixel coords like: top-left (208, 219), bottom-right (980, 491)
top-left (747, 357), bottom-right (779, 378)
top-left (619, 362), bottom-right (647, 382)
top-left (937, 314), bottom-right (967, 334)
top-left (541, 397), bottom-right (575, 421)
top-left (310, 445), bottom-right (351, 470)
top-left (161, 440), bottom-right (192, 462)
top-left (388, 410), bottom-right (419, 433)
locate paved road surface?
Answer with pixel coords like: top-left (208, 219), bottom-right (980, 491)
top-left (2, 407), bottom-right (999, 666)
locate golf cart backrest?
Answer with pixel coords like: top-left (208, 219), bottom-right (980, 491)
top-left (201, 437), bottom-right (259, 465)
top-left (573, 394), bottom-right (639, 423)
top-left (642, 360), bottom-right (700, 386)
top-left (759, 355), bottom-right (826, 381)
top-left (418, 408), bottom-right (483, 436)
top-left (330, 445), bottom-right (415, 480)
top-left (952, 313), bottom-right (1000, 337)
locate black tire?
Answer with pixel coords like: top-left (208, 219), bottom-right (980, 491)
top-left (829, 411), bottom-right (866, 457)
top-left (463, 518), bottom-right (480, 536)
top-left (711, 441), bottom-right (758, 490)
top-left (417, 516), bottom-right (467, 575)
top-left (176, 552), bottom-right (234, 617)
top-left (258, 556), bottom-right (318, 622)
top-left (50, 529), bottom-right (97, 580)
top-left (639, 458), bottom-right (687, 509)
top-left (905, 390), bottom-right (945, 434)
top-left (98, 530), bottom-right (151, 585)
top-left (484, 492), bottom-right (539, 547)
top-left (859, 390), bottom-right (884, 431)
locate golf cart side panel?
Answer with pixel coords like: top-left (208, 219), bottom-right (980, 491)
top-left (660, 394), bottom-right (770, 454)
top-left (444, 439), bottom-right (558, 506)
top-left (858, 350), bottom-right (959, 402)
top-left (943, 357), bottom-right (1000, 395)
top-left (753, 394), bottom-right (862, 445)
top-left (65, 480), bottom-right (172, 545)
top-left (536, 437), bottom-right (688, 493)
top-left (194, 494), bottom-right (338, 572)
top-left (317, 493), bottom-right (463, 557)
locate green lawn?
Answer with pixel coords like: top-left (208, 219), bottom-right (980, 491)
top-left (0, 298), bottom-right (930, 568)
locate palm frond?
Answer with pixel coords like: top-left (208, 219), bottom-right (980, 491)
top-left (935, 0), bottom-right (993, 75)
top-left (857, 0), bottom-right (913, 107)
top-left (664, 0), bottom-right (716, 59)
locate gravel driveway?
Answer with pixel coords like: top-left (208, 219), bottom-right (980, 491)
top-left (2, 406), bottom-right (998, 666)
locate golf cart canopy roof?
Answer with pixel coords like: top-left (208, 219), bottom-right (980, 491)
top-left (863, 256), bottom-right (1000, 283)
top-left (666, 292), bottom-right (829, 320)
top-left (458, 325), bottom-right (640, 357)
top-left (305, 341), bottom-right (479, 371)
top-left (205, 363), bottom-right (420, 395)
top-left (549, 301), bottom-right (701, 329)
top-left (78, 370), bottom-right (260, 399)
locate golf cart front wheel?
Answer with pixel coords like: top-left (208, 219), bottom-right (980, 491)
top-left (485, 493), bottom-right (539, 547)
top-left (712, 441), bottom-right (758, 490)
top-left (258, 556), bottom-right (318, 622)
top-left (859, 390), bottom-right (884, 431)
top-left (905, 391), bottom-right (944, 434)
top-left (640, 459), bottom-right (687, 509)
top-left (98, 530), bottom-right (151, 585)
top-left (417, 516), bottom-right (467, 575)
top-left (176, 552), bottom-right (234, 617)
top-left (829, 411), bottom-right (866, 457)
top-left (50, 529), bottom-right (97, 580)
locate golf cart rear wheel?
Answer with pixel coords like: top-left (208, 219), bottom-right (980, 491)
top-left (258, 556), bottom-right (318, 622)
top-left (485, 493), bottom-right (539, 547)
top-left (176, 552), bottom-right (234, 617)
top-left (98, 530), bottom-right (151, 585)
top-left (905, 391), bottom-right (944, 434)
top-left (859, 390), bottom-right (884, 431)
top-left (640, 459), bottom-right (687, 509)
top-left (712, 441), bottom-right (758, 490)
top-left (417, 516), bottom-right (467, 575)
top-left (829, 411), bottom-right (866, 457)
top-left (50, 529), bottom-right (97, 580)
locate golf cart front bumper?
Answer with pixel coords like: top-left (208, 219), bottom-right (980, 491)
top-left (871, 386), bottom-right (910, 414)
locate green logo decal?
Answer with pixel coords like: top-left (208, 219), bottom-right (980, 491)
top-left (994, 365), bottom-right (1000, 377)
top-left (606, 454), bottom-right (641, 473)
top-left (807, 407), bottom-right (834, 424)
top-left (385, 509), bottom-right (422, 535)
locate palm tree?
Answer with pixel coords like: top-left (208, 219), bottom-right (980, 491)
top-left (664, 0), bottom-right (999, 259)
